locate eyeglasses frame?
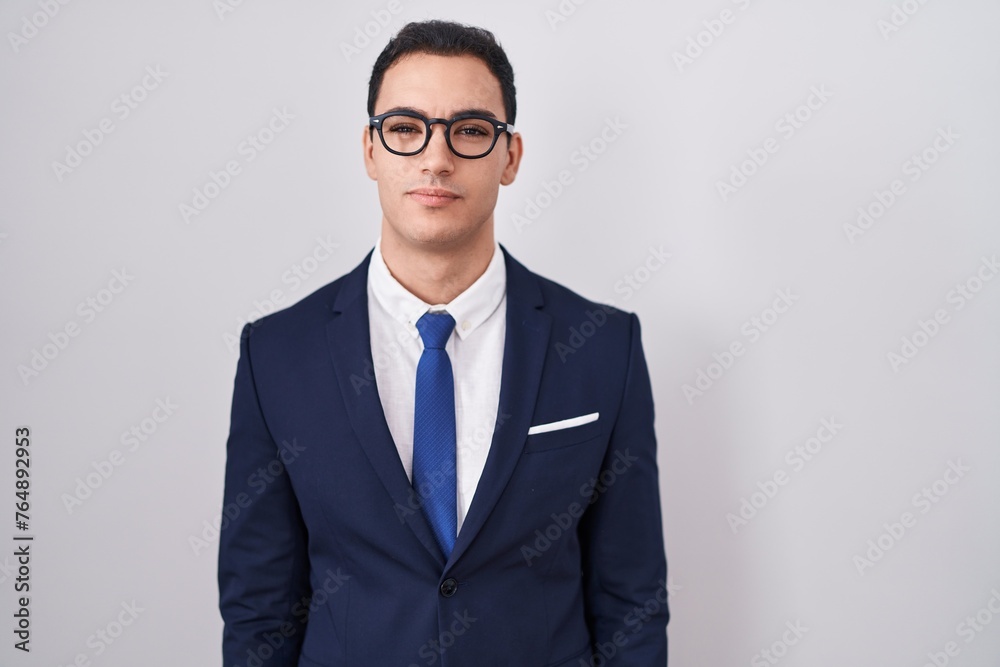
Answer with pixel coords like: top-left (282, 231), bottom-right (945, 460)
top-left (369, 110), bottom-right (515, 159)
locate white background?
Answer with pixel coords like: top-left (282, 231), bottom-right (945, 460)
top-left (1, 1), bottom-right (998, 665)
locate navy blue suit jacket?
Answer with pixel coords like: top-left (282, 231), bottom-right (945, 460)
top-left (218, 244), bottom-right (668, 666)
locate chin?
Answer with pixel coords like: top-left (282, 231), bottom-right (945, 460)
top-left (408, 222), bottom-right (473, 247)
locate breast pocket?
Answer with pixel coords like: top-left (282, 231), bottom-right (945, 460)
top-left (523, 415), bottom-right (602, 453)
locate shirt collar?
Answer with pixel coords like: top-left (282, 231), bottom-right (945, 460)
top-left (368, 235), bottom-right (507, 341)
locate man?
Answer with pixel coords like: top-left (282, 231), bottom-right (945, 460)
top-left (218, 20), bottom-right (668, 667)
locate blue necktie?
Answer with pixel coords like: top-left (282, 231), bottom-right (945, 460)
top-left (413, 311), bottom-right (457, 557)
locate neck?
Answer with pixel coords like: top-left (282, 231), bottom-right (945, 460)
top-left (379, 220), bottom-right (496, 305)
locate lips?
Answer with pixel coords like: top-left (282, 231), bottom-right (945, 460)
top-left (408, 187), bottom-right (460, 207)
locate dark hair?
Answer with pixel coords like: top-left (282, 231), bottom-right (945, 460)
top-left (367, 20), bottom-right (517, 125)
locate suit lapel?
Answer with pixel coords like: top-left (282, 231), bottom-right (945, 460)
top-left (446, 244), bottom-right (551, 566)
top-left (325, 244), bottom-right (551, 569)
top-left (326, 249), bottom-right (445, 567)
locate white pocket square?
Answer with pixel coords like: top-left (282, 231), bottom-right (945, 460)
top-left (527, 411), bottom-right (599, 435)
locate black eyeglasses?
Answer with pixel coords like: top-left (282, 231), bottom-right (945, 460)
top-left (369, 111), bottom-right (514, 159)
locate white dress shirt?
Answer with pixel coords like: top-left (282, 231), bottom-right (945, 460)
top-left (367, 235), bottom-right (506, 533)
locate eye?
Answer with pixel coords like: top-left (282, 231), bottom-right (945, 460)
top-left (454, 123), bottom-right (490, 137)
top-left (388, 123), bottom-right (421, 134)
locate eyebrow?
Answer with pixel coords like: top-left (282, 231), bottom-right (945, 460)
top-left (380, 106), bottom-right (499, 119)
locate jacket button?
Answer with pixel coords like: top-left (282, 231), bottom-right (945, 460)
top-left (439, 578), bottom-right (458, 597)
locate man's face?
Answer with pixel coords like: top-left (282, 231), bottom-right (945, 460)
top-left (364, 53), bottom-right (522, 251)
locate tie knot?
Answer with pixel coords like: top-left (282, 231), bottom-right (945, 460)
top-left (416, 311), bottom-right (455, 350)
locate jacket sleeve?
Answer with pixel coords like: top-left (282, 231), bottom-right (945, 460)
top-left (578, 312), bottom-right (669, 665)
top-left (218, 322), bottom-right (311, 666)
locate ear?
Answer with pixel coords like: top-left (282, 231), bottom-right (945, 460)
top-left (363, 125), bottom-right (378, 180)
top-left (499, 132), bottom-right (523, 186)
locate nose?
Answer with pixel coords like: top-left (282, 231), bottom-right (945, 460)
top-left (418, 120), bottom-right (455, 173)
